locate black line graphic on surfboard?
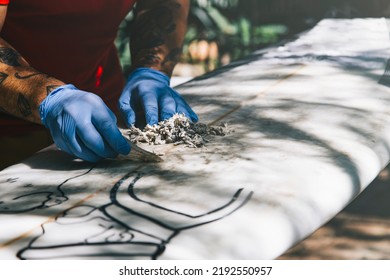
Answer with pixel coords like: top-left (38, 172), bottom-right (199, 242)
top-left (0, 167), bottom-right (95, 214)
top-left (17, 171), bottom-right (253, 259)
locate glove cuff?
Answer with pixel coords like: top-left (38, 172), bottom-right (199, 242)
top-left (128, 67), bottom-right (170, 85)
top-left (39, 84), bottom-right (77, 127)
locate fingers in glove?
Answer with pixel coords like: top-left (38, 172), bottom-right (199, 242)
top-left (158, 90), bottom-right (176, 121)
top-left (77, 124), bottom-right (119, 159)
top-left (118, 85), bottom-right (136, 127)
top-left (93, 118), bottom-right (131, 156)
top-left (56, 114), bottom-right (103, 162)
top-left (70, 136), bottom-right (105, 163)
top-left (171, 90), bottom-right (199, 122)
top-left (119, 103), bottom-right (136, 128)
top-left (140, 91), bottom-right (159, 125)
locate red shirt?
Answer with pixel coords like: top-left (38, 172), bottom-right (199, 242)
top-left (0, 0), bottom-right (136, 136)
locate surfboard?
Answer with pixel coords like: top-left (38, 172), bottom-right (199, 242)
top-left (1, 18), bottom-right (390, 259)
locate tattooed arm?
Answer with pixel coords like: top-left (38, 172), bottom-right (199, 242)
top-left (0, 34), bottom-right (129, 161)
top-left (0, 7), bottom-right (64, 123)
top-left (0, 6), bottom-right (130, 162)
top-left (0, 38), bottom-right (65, 123)
top-left (119, 0), bottom-right (197, 127)
top-left (130, 0), bottom-right (190, 77)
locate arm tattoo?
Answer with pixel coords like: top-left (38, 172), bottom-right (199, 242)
top-left (132, 4), bottom-right (178, 49)
top-left (15, 72), bottom-right (50, 80)
top-left (0, 47), bottom-right (22, 67)
top-left (0, 72), bottom-right (8, 85)
top-left (162, 48), bottom-right (182, 67)
top-left (0, 39), bottom-right (66, 123)
top-left (133, 49), bottom-right (161, 67)
top-left (17, 93), bottom-right (32, 117)
top-left (131, 2), bottom-right (182, 70)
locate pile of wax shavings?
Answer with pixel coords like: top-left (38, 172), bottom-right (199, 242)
top-left (126, 114), bottom-right (231, 148)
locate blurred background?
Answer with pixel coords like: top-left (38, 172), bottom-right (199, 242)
top-left (116, 0), bottom-right (390, 259)
top-left (116, 0), bottom-right (390, 80)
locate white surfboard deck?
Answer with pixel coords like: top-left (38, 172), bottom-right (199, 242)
top-left (1, 18), bottom-right (390, 260)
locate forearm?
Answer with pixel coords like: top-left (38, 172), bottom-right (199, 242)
top-left (0, 37), bottom-right (65, 124)
top-left (130, 0), bottom-right (189, 77)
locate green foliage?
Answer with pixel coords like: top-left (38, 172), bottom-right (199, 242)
top-left (115, 0), bottom-right (289, 76)
top-left (193, 0), bottom-right (239, 9)
top-left (185, 0), bottom-right (288, 70)
top-left (115, 11), bottom-right (133, 77)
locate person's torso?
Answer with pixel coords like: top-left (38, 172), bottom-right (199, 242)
top-left (0, 0), bottom-right (136, 137)
top-left (2, 0), bottom-right (136, 110)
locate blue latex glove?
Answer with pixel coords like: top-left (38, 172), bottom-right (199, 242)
top-left (118, 68), bottom-right (198, 127)
top-left (39, 84), bottom-right (130, 162)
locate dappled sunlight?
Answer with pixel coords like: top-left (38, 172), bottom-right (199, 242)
top-left (2, 18), bottom-right (390, 259)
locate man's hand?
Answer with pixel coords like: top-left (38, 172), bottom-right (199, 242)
top-left (39, 84), bottom-right (130, 162)
top-left (123, 1), bottom-right (197, 127)
top-left (119, 68), bottom-right (198, 127)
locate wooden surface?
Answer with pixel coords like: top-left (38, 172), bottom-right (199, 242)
top-left (1, 18), bottom-right (390, 259)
